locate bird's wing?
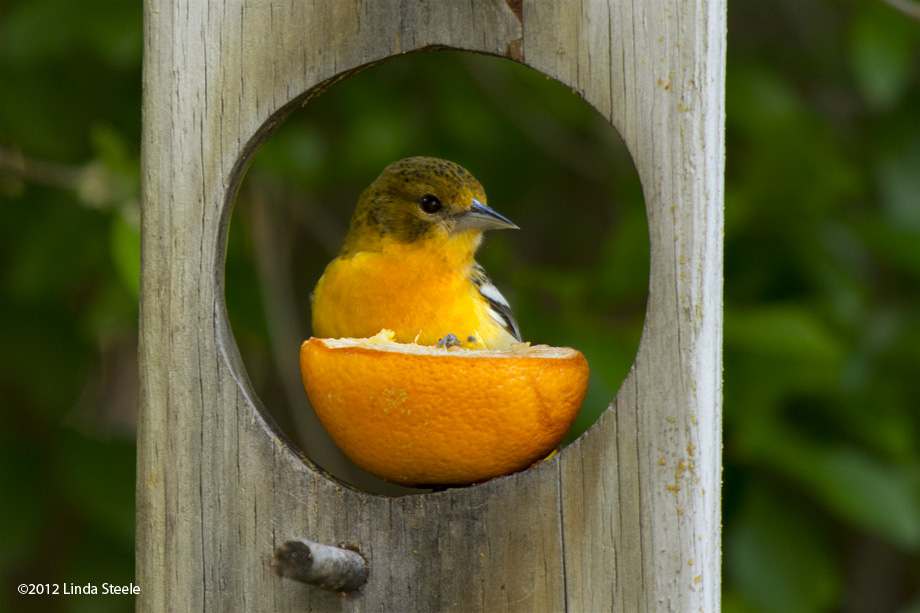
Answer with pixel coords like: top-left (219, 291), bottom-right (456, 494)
top-left (470, 264), bottom-right (522, 342)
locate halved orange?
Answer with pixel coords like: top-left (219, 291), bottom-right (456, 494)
top-left (299, 330), bottom-right (589, 487)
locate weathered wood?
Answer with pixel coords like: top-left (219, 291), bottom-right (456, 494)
top-left (138, 0), bottom-right (725, 611)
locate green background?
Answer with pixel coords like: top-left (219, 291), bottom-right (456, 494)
top-left (2, 0), bottom-right (919, 611)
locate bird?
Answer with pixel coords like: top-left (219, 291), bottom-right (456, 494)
top-left (311, 156), bottom-right (522, 350)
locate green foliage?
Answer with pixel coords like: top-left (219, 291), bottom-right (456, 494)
top-left (723, 1), bottom-right (920, 610)
top-left (727, 483), bottom-right (842, 613)
top-left (1, 0), bottom-right (919, 611)
top-left (1, 0), bottom-right (141, 611)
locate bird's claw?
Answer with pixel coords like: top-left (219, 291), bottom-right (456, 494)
top-left (437, 334), bottom-right (462, 349)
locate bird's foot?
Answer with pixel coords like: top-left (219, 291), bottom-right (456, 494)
top-left (437, 334), bottom-right (462, 349)
top-left (438, 334), bottom-right (482, 349)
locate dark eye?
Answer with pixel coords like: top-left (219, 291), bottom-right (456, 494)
top-left (418, 194), bottom-right (443, 214)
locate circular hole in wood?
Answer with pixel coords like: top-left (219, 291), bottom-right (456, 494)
top-left (225, 50), bottom-right (648, 495)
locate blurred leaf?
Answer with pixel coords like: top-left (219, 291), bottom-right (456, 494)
top-left (722, 589), bottom-right (766, 613)
top-left (89, 124), bottom-right (138, 179)
top-left (725, 304), bottom-right (847, 366)
top-left (110, 212), bottom-right (140, 297)
top-left (858, 220), bottom-right (920, 282)
top-left (726, 484), bottom-right (841, 613)
top-left (0, 0), bottom-right (141, 67)
top-left (0, 0), bottom-right (80, 63)
top-left (0, 417), bottom-right (51, 569)
top-left (801, 449), bottom-right (920, 550)
top-left (755, 428), bottom-right (920, 550)
top-left (596, 197), bottom-right (651, 300)
top-left (344, 108), bottom-right (417, 167)
top-left (251, 127), bottom-right (326, 186)
top-left (849, 4), bottom-right (919, 109)
top-left (875, 136), bottom-right (920, 230)
top-left (53, 429), bottom-right (136, 548)
top-left (819, 450), bottom-right (920, 549)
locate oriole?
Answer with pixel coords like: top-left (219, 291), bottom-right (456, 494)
top-left (311, 156), bottom-right (521, 350)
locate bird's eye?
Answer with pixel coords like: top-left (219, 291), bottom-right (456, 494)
top-left (418, 194), bottom-right (443, 214)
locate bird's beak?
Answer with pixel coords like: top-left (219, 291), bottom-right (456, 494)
top-left (452, 199), bottom-right (519, 233)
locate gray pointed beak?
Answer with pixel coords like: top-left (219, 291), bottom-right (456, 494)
top-left (452, 199), bottom-right (519, 233)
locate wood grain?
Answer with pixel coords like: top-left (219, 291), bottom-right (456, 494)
top-left (138, 0), bottom-right (725, 610)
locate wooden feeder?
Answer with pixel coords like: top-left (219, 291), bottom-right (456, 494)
top-left (138, 0), bottom-right (725, 610)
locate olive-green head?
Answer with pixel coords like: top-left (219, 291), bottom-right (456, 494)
top-left (341, 156), bottom-right (517, 255)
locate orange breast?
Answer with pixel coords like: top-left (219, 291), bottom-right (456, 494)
top-left (311, 244), bottom-right (515, 349)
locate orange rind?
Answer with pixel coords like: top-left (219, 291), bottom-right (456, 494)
top-left (299, 330), bottom-right (589, 487)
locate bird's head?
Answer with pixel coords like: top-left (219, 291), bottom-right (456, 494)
top-left (341, 157), bottom-right (517, 255)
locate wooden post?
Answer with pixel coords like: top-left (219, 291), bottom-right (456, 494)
top-left (138, 0), bottom-right (725, 610)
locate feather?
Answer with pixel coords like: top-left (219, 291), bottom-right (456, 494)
top-left (470, 264), bottom-right (521, 342)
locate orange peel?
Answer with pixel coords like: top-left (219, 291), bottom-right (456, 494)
top-left (299, 330), bottom-right (589, 487)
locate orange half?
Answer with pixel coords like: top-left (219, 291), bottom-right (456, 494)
top-left (299, 331), bottom-right (589, 487)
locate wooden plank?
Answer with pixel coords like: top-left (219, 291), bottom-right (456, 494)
top-left (138, 0), bottom-right (724, 610)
